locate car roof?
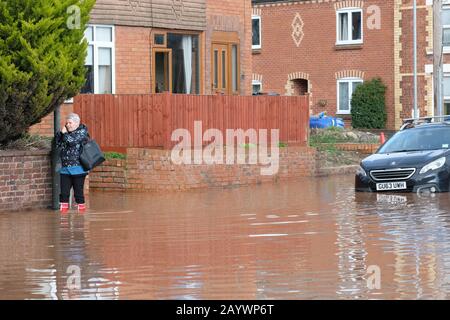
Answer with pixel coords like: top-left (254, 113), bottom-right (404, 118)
top-left (400, 122), bottom-right (450, 131)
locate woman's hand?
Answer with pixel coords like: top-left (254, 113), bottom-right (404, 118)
top-left (61, 126), bottom-right (68, 134)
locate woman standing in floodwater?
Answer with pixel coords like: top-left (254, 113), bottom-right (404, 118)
top-left (56, 113), bottom-right (89, 213)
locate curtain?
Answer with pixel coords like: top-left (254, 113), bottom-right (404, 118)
top-left (339, 13), bottom-right (348, 41)
top-left (339, 82), bottom-right (349, 112)
top-left (98, 48), bottom-right (112, 94)
top-left (182, 35), bottom-right (192, 94)
top-left (444, 29), bottom-right (450, 47)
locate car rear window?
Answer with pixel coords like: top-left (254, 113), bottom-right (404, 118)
top-left (378, 127), bottom-right (450, 153)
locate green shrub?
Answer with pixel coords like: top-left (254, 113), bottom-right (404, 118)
top-left (104, 152), bottom-right (127, 160)
top-left (350, 78), bottom-right (387, 129)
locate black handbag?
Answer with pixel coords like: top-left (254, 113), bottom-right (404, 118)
top-left (80, 135), bottom-right (105, 171)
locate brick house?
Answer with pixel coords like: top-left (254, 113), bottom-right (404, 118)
top-left (395, 0), bottom-right (450, 129)
top-left (29, 0), bottom-right (450, 134)
top-left (251, 0), bottom-right (396, 129)
top-left (31, 0), bottom-right (253, 135)
top-left (251, 0), bottom-right (450, 130)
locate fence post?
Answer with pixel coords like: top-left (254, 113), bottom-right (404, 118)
top-left (162, 92), bottom-right (172, 150)
top-left (305, 94), bottom-right (310, 146)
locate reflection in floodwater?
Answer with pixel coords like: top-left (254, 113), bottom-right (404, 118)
top-left (2, 175), bottom-right (450, 299)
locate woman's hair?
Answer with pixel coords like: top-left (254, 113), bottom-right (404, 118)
top-left (66, 113), bottom-right (81, 124)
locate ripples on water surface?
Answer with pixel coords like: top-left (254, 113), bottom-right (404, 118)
top-left (2, 175), bottom-right (450, 299)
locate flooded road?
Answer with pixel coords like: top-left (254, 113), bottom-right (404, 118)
top-left (2, 174), bottom-right (450, 299)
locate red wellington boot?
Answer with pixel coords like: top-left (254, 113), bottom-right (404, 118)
top-left (77, 203), bottom-right (86, 213)
top-left (59, 203), bottom-right (69, 214)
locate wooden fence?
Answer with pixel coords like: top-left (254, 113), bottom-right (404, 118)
top-left (74, 93), bottom-right (310, 151)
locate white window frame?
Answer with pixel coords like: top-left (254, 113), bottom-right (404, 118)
top-left (444, 74), bottom-right (450, 102)
top-left (336, 8), bottom-right (363, 46)
top-left (85, 24), bottom-right (116, 94)
top-left (443, 7), bottom-right (450, 51)
top-left (337, 77), bottom-right (363, 114)
top-left (252, 15), bottom-right (262, 50)
top-left (252, 80), bottom-right (262, 95)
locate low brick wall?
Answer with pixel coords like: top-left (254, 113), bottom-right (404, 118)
top-left (0, 150), bottom-right (52, 212)
top-left (90, 146), bottom-right (318, 191)
top-left (0, 149), bottom-right (90, 212)
top-left (334, 143), bottom-right (380, 154)
top-left (317, 165), bottom-right (359, 177)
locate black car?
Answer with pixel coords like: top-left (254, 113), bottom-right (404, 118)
top-left (355, 120), bottom-right (450, 193)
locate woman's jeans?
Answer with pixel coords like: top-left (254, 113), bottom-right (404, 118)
top-left (60, 174), bottom-right (87, 204)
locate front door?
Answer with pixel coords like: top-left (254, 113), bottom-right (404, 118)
top-left (211, 44), bottom-right (229, 95)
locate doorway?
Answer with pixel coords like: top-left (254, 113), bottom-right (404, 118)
top-left (212, 44), bottom-right (228, 94)
top-left (153, 49), bottom-right (172, 93)
top-left (291, 78), bottom-right (309, 95)
top-left (211, 41), bottom-right (239, 95)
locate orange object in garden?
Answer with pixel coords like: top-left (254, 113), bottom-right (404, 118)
top-left (380, 132), bottom-right (386, 144)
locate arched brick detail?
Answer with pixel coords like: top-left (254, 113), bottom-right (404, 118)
top-left (252, 8), bottom-right (262, 16)
top-left (334, 0), bottom-right (364, 10)
top-left (288, 72), bottom-right (310, 81)
top-left (254, 0), bottom-right (364, 9)
top-left (252, 73), bottom-right (263, 82)
top-left (285, 73), bottom-right (313, 109)
top-left (335, 70), bottom-right (365, 80)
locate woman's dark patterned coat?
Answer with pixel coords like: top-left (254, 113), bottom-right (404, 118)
top-left (56, 124), bottom-right (89, 167)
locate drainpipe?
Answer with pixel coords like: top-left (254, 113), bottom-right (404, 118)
top-left (413, 0), bottom-right (418, 118)
top-left (434, 0), bottom-right (444, 116)
top-left (51, 105), bottom-right (61, 210)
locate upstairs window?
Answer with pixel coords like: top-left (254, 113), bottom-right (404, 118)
top-left (443, 8), bottom-right (450, 47)
top-left (252, 15), bottom-right (261, 49)
top-left (81, 25), bottom-right (115, 94)
top-left (337, 8), bottom-right (363, 45)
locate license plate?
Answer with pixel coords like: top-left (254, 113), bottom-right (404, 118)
top-left (376, 181), bottom-right (407, 191)
top-left (377, 194), bottom-right (407, 204)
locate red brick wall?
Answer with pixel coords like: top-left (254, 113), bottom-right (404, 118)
top-left (0, 150), bottom-right (52, 212)
top-left (89, 146), bottom-right (317, 191)
top-left (398, 0), bottom-right (433, 120)
top-left (334, 143), bottom-right (381, 154)
top-left (252, 0), bottom-right (395, 128)
top-left (115, 26), bottom-right (152, 94)
top-left (29, 103), bottom-right (74, 137)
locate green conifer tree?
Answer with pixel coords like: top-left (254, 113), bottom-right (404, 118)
top-left (0, 0), bottom-right (95, 144)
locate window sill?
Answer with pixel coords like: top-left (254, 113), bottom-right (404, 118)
top-left (252, 48), bottom-right (262, 54)
top-left (429, 48), bottom-right (450, 55)
top-left (336, 113), bottom-right (352, 119)
top-left (335, 43), bottom-right (363, 50)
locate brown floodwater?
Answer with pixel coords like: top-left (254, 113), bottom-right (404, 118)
top-left (2, 175), bottom-right (450, 300)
